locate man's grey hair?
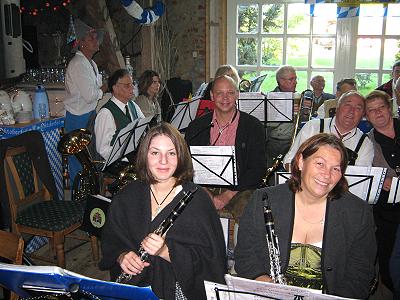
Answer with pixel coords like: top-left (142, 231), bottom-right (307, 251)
top-left (276, 65), bottom-right (296, 82)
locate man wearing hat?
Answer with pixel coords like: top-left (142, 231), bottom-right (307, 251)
top-left (64, 19), bottom-right (107, 184)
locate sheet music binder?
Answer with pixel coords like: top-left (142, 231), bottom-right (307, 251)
top-left (102, 115), bottom-right (155, 172)
top-left (81, 194), bottom-right (112, 237)
top-left (266, 92), bottom-right (294, 123)
top-left (237, 92), bottom-right (266, 122)
top-left (0, 262), bottom-right (159, 299)
top-left (204, 274), bottom-right (347, 300)
top-left (189, 146), bottom-right (238, 187)
top-left (276, 166), bottom-right (387, 204)
top-left (169, 96), bottom-right (201, 131)
top-left (388, 177), bottom-right (400, 204)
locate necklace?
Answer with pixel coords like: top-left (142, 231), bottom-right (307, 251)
top-left (150, 186), bottom-right (175, 215)
top-left (296, 200), bottom-right (325, 225)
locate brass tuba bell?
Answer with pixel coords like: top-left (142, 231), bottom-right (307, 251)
top-left (58, 129), bottom-right (100, 201)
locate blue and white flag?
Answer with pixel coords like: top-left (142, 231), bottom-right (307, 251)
top-left (337, 6), bottom-right (360, 18)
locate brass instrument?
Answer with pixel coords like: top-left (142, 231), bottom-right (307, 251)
top-left (116, 187), bottom-right (198, 284)
top-left (261, 154), bottom-right (283, 187)
top-left (263, 194), bottom-right (286, 285)
top-left (58, 128), bottom-right (100, 201)
top-left (107, 164), bottom-right (137, 194)
top-left (292, 89), bottom-right (314, 145)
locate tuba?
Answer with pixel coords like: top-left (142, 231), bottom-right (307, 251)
top-left (58, 129), bottom-right (100, 201)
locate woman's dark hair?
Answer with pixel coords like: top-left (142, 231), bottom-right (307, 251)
top-left (108, 68), bottom-right (130, 93)
top-left (138, 70), bottom-right (160, 96)
top-left (136, 122), bottom-right (193, 185)
top-left (288, 133), bottom-right (348, 200)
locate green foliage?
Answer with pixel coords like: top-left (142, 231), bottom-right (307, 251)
top-left (238, 38), bottom-right (257, 65)
top-left (396, 40), bottom-right (400, 61)
top-left (238, 5), bottom-right (258, 33)
top-left (355, 73), bottom-right (372, 89)
top-left (262, 4), bottom-right (283, 33)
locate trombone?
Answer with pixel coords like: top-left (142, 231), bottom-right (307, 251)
top-left (292, 89), bottom-right (314, 145)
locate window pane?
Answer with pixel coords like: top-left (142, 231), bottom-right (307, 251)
top-left (386, 4), bottom-right (400, 35)
top-left (296, 71), bottom-right (308, 92)
top-left (259, 70), bottom-right (278, 93)
top-left (240, 70), bottom-right (257, 81)
top-left (287, 38), bottom-right (309, 67)
top-left (261, 38), bottom-right (283, 66)
top-left (383, 39), bottom-right (400, 70)
top-left (382, 73), bottom-right (392, 84)
top-left (358, 4), bottom-right (383, 35)
top-left (355, 72), bottom-right (378, 96)
top-left (311, 72), bottom-right (335, 94)
top-left (287, 3), bottom-right (310, 34)
top-left (356, 38), bottom-right (381, 69)
top-left (262, 4), bottom-right (284, 34)
top-left (312, 4), bottom-right (337, 35)
top-left (237, 37), bottom-right (257, 66)
top-left (238, 4), bottom-right (259, 34)
top-left (312, 38), bottom-right (335, 68)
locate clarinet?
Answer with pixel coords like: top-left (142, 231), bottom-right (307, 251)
top-left (262, 193), bottom-right (287, 285)
top-left (116, 186), bottom-right (198, 283)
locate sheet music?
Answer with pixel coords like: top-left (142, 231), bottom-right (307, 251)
top-left (205, 275), bottom-right (347, 300)
top-left (238, 92), bottom-right (265, 121)
top-left (170, 96), bottom-right (201, 131)
top-left (190, 146), bottom-right (237, 186)
top-left (346, 166), bottom-right (387, 204)
top-left (388, 177), bottom-right (400, 204)
top-left (266, 92), bottom-right (294, 122)
top-left (276, 166), bottom-right (387, 204)
top-left (102, 115), bottom-right (154, 170)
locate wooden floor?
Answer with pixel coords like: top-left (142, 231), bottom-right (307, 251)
top-left (28, 230), bottom-right (110, 282)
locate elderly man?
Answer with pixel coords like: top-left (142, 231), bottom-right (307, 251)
top-left (266, 65), bottom-right (300, 169)
top-left (185, 75), bottom-right (266, 220)
top-left (95, 69), bottom-right (144, 160)
top-left (283, 90), bottom-right (374, 169)
top-left (309, 75), bottom-right (335, 115)
top-left (365, 90), bottom-right (400, 295)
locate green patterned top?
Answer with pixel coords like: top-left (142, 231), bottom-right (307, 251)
top-left (285, 243), bottom-right (324, 291)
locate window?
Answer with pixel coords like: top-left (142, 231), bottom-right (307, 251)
top-left (227, 1), bottom-right (400, 95)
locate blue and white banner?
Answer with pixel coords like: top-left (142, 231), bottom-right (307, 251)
top-left (337, 6), bottom-right (360, 17)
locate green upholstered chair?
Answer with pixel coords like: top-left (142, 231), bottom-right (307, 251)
top-left (4, 146), bottom-right (98, 268)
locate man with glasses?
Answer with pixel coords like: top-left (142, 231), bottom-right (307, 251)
top-left (309, 75), bottom-right (335, 115)
top-left (94, 69), bottom-right (144, 160)
top-left (266, 65), bottom-right (304, 169)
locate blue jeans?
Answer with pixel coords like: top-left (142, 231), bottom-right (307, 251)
top-left (64, 110), bottom-right (95, 184)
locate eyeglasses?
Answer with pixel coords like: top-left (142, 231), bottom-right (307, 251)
top-left (117, 82), bottom-right (134, 88)
top-left (282, 77), bottom-right (297, 82)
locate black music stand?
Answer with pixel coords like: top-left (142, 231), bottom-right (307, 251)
top-left (0, 262), bottom-right (158, 299)
top-left (189, 146), bottom-right (238, 187)
top-left (170, 96), bottom-right (201, 132)
top-left (102, 115), bottom-right (155, 174)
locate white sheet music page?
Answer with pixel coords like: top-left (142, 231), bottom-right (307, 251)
top-left (345, 166), bottom-right (387, 204)
top-left (170, 96), bottom-right (201, 131)
top-left (190, 146), bottom-right (237, 186)
top-left (388, 177), bottom-right (400, 204)
top-left (238, 92), bottom-right (265, 122)
top-left (266, 92), bottom-right (294, 122)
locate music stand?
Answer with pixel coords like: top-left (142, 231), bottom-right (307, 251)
top-left (237, 92), bottom-right (266, 122)
top-left (265, 92), bottom-right (294, 123)
top-left (0, 262), bottom-right (158, 299)
top-left (170, 96), bottom-right (201, 131)
top-left (102, 115), bottom-right (155, 173)
top-left (189, 146), bottom-right (238, 187)
top-left (388, 177), bottom-right (400, 204)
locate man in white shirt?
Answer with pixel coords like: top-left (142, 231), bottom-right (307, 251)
top-left (284, 90), bottom-right (374, 169)
top-left (95, 69), bottom-right (144, 161)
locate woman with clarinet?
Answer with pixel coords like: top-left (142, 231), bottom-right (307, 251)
top-left (235, 133), bottom-right (377, 299)
top-left (99, 122), bottom-right (226, 299)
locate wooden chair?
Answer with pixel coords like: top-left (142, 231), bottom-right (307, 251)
top-left (0, 230), bottom-right (24, 300)
top-left (4, 146), bottom-right (99, 268)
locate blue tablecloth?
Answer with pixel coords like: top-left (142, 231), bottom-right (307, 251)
top-left (0, 117), bottom-right (65, 252)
